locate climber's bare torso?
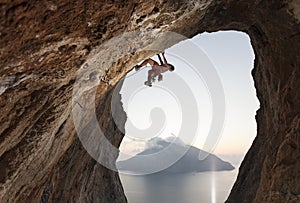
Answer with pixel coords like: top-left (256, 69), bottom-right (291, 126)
top-left (134, 52), bottom-right (175, 87)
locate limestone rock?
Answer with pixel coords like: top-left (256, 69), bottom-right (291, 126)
top-left (0, 0), bottom-right (299, 202)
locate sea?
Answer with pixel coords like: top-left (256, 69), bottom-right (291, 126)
top-left (119, 165), bottom-right (239, 203)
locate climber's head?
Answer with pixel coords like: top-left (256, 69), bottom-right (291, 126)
top-left (168, 64), bottom-right (175, 71)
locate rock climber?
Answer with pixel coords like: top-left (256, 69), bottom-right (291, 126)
top-left (134, 52), bottom-right (175, 87)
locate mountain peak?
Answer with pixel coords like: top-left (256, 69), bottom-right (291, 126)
top-left (117, 137), bottom-right (234, 175)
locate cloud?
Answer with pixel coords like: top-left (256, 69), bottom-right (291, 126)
top-left (145, 135), bottom-right (186, 150)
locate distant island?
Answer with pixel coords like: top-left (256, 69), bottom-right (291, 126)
top-left (117, 137), bottom-right (234, 174)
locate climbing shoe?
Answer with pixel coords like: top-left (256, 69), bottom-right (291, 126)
top-left (144, 81), bottom-right (152, 87)
top-left (134, 65), bottom-right (142, 71)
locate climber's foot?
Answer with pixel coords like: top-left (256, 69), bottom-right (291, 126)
top-left (144, 81), bottom-right (152, 87)
top-left (134, 65), bottom-right (142, 71)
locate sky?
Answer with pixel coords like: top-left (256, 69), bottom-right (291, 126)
top-left (118, 31), bottom-right (260, 160)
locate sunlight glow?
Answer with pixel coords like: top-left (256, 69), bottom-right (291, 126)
top-left (211, 173), bottom-right (216, 203)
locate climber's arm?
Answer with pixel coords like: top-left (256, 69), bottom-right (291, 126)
top-left (157, 54), bottom-right (164, 65)
top-left (162, 52), bottom-right (168, 65)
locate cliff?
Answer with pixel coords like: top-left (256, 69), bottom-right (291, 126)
top-left (0, 0), bottom-right (299, 202)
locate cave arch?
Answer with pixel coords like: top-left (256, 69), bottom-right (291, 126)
top-left (0, 1), bottom-right (299, 203)
top-left (112, 1), bottom-right (300, 201)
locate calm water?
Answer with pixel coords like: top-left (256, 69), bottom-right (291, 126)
top-left (119, 168), bottom-right (238, 203)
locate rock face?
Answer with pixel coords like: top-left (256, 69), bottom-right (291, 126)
top-left (0, 0), bottom-right (299, 203)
